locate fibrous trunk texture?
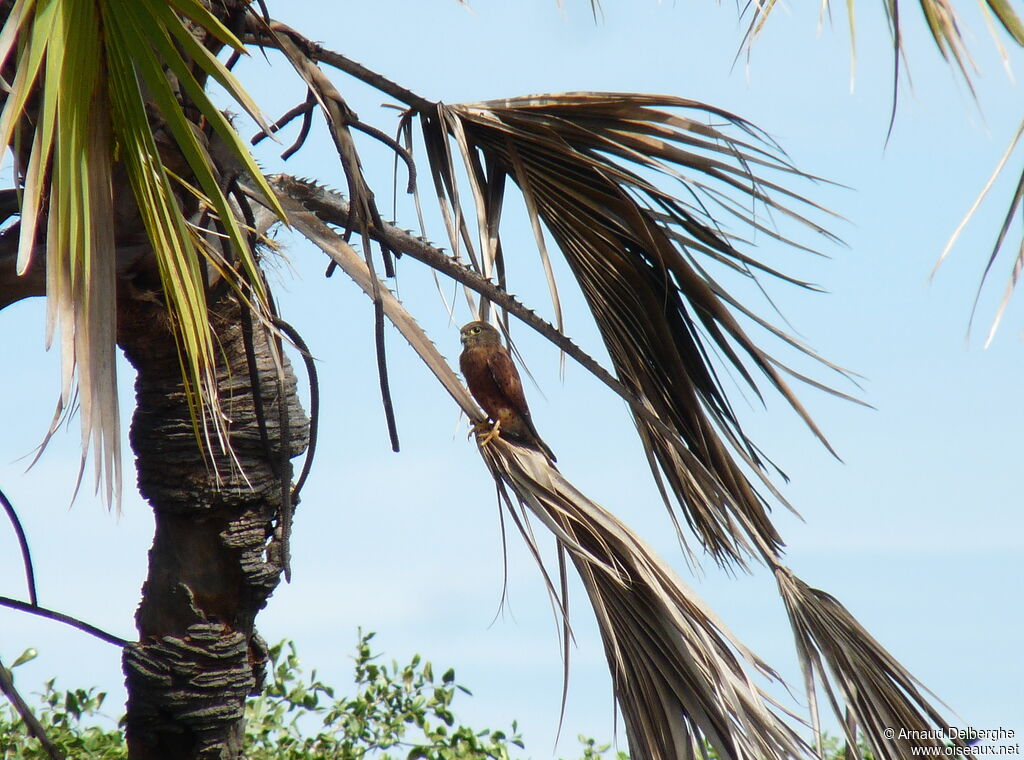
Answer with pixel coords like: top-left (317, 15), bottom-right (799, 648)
top-left (118, 289), bottom-right (309, 759)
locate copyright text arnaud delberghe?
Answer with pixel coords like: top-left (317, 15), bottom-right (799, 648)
top-left (883, 727), bottom-right (1020, 756)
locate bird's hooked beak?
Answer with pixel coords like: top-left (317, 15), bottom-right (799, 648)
top-left (459, 332), bottom-right (467, 346)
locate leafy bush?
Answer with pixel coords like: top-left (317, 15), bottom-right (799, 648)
top-left (243, 631), bottom-right (525, 760)
top-left (0, 632), bottom-right (870, 759)
top-left (0, 674), bottom-right (125, 758)
top-left (1, 632), bottom-right (545, 760)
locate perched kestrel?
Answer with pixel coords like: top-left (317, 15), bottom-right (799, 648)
top-left (459, 321), bottom-right (556, 462)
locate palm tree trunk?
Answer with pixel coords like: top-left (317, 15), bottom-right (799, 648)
top-left (117, 287), bottom-right (308, 759)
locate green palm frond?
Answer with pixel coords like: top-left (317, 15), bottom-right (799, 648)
top-left (0, 0), bottom-right (121, 503)
top-left (410, 93), bottom-right (852, 569)
top-left (0, 0), bottom-right (285, 504)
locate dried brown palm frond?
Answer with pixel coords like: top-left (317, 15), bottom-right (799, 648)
top-left (774, 568), bottom-right (968, 760)
top-left (481, 439), bottom-right (813, 760)
top-left (409, 93), bottom-right (853, 570)
top-left (236, 28), bottom-right (968, 760)
top-left (268, 189), bottom-right (814, 759)
top-left (257, 162), bottom-right (964, 760)
top-left (236, 42), bottom-right (964, 756)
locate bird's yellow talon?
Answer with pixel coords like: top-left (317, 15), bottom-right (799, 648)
top-left (467, 421), bottom-right (491, 439)
top-left (475, 419), bottom-right (502, 447)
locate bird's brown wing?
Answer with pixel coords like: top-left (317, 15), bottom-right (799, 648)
top-left (486, 348), bottom-right (556, 462)
top-left (460, 346), bottom-right (506, 420)
top-left (485, 346), bottom-right (531, 418)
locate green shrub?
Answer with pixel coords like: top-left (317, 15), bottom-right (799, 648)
top-left (0, 633), bottom-right (871, 759)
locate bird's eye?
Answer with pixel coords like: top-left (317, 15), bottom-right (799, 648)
top-left (471, 327), bottom-right (480, 334)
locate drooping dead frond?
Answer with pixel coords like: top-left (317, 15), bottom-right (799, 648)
top-left (481, 439), bottom-right (812, 760)
top-left (411, 93), bottom-right (852, 569)
top-left (775, 568), bottom-right (968, 760)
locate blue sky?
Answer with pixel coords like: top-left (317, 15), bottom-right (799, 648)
top-left (1, 0), bottom-right (1022, 754)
